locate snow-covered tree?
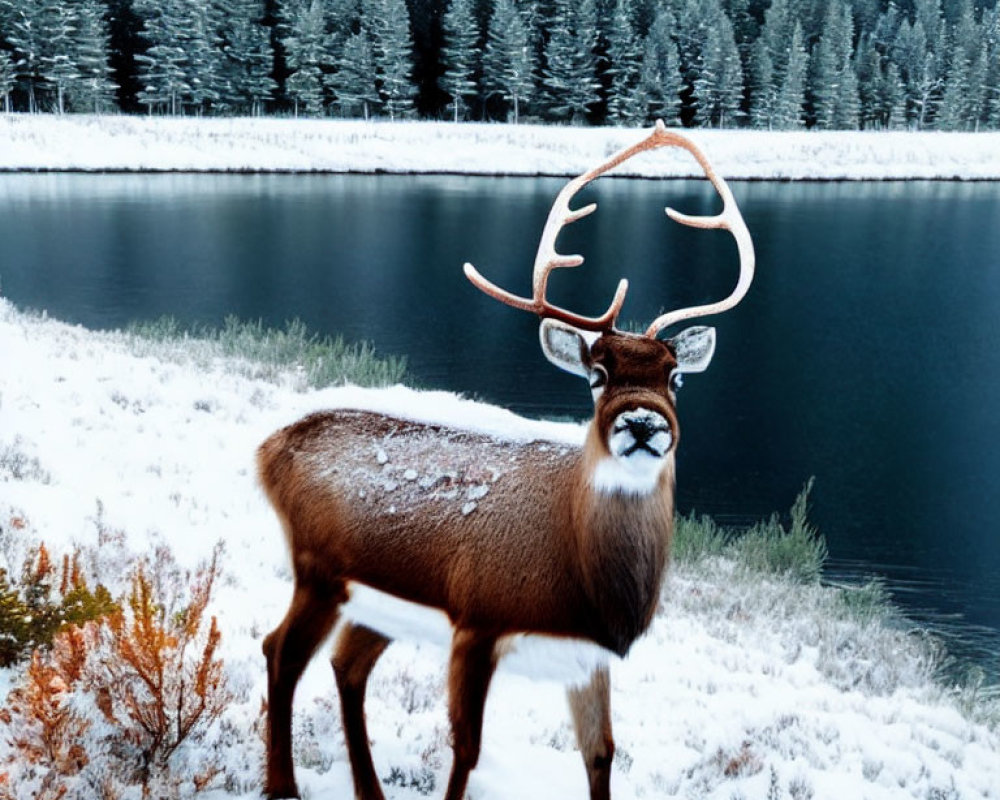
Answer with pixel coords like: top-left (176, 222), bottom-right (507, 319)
top-left (220, 0), bottom-right (276, 115)
top-left (482, 0), bottom-right (535, 123)
top-left (672, 0), bottom-right (715, 124)
top-left (914, 0), bottom-right (943, 54)
top-left (757, 0), bottom-right (794, 89)
top-left (182, 0), bottom-right (224, 114)
top-left (810, 0), bottom-right (854, 129)
top-left (4, 1), bottom-right (47, 112)
top-left (542, 0), bottom-right (600, 122)
top-left (638, 6), bottom-right (682, 125)
top-left (882, 60), bottom-right (905, 128)
top-left (985, 7), bottom-right (1000, 128)
top-left (773, 21), bottom-right (807, 129)
top-left (894, 18), bottom-right (931, 128)
top-left (856, 35), bottom-right (882, 128)
top-left (937, 0), bottom-right (987, 130)
top-left (71, 0), bottom-right (118, 113)
top-left (135, 0), bottom-right (192, 114)
top-left (39, 0), bottom-right (79, 113)
top-left (832, 56), bottom-right (861, 130)
top-left (693, 11), bottom-right (742, 127)
top-left (440, 0), bottom-right (479, 121)
top-left (366, 0), bottom-right (416, 120)
top-left (0, 49), bottom-right (14, 112)
top-left (284, 0), bottom-right (327, 116)
top-left (748, 0), bottom-right (796, 130)
top-left (331, 27), bottom-right (379, 118)
top-left (747, 36), bottom-right (774, 128)
top-left (603, 0), bottom-right (644, 125)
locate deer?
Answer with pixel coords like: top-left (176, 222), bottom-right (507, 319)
top-left (258, 120), bottom-right (755, 800)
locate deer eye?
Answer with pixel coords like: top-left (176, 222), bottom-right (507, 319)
top-left (589, 364), bottom-right (608, 390)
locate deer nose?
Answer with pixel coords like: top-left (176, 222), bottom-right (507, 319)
top-left (625, 416), bottom-right (656, 443)
top-left (614, 410), bottom-right (671, 448)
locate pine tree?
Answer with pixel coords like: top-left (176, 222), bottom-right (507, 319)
top-left (603, 0), bottom-right (644, 125)
top-left (894, 18), bottom-right (929, 128)
top-left (694, 11), bottom-right (742, 127)
top-left (332, 27), bottom-right (379, 118)
top-left (747, 36), bottom-right (774, 128)
top-left (832, 55), bottom-right (860, 130)
top-left (440, 0), bottom-right (479, 121)
top-left (773, 21), bottom-right (807, 128)
top-left (810, 0), bottom-right (854, 130)
top-left (182, 0), bottom-right (224, 114)
top-left (0, 49), bottom-right (15, 113)
top-left (284, 0), bottom-right (327, 116)
top-left (725, 0), bottom-right (758, 57)
top-left (938, 0), bottom-right (984, 130)
top-left (673, 0), bottom-right (723, 125)
top-left (985, 7), bottom-right (1000, 128)
top-left (638, 6), bottom-right (682, 125)
top-left (758, 0), bottom-right (794, 88)
top-left (71, 0), bottom-right (118, 113)
top-left (482, 0), bottom-right (535, 123)
top-left (542, 0), bottom-right (601, 122)
top-left (882, 61), bottom-right (905, 128)
top-left (367, 0), bottom-right (416, 120)
top-left (221, 0), bottom-right (276, 115)
top-left (749, 0), bottom-right (795, 130)
top-left (5, 1), bottom-right (47, 112)
top-left (39, 0), bottom-right (79, 114)
top-left (135, 0), bottom-right (192, 114)
top-left (857, 35), bottom-right (885, 129)
top-left (914, 0), bottom-right (943, 53)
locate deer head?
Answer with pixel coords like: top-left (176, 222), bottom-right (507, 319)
top-left (464, 121), bottom-right (755, 494)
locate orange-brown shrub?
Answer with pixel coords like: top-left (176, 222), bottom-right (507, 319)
top-left (0, 544), bottom-right (231, 800)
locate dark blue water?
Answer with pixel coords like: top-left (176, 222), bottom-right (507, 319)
top-left (2, 173), bottom-right (999, 678)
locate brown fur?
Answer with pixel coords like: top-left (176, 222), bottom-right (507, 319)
top-left (260, 335), bottom-right (681, 799)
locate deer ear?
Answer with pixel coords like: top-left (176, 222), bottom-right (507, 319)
top-left (539, 319), bottom-right (599, 378)
top-left (669, 326), bottom-right (716, 373)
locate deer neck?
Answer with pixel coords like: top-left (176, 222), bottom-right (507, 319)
top-left (570, 425), bottom-right (675, 656)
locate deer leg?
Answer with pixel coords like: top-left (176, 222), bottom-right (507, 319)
top-left (443, 629), bottom-right (498, 800)
top-left (568, 666), bottom-right (615, 800)
top-left (263, 580), bottom-right (346, 799)
top-left (331, 623), bottom-right (392, 800)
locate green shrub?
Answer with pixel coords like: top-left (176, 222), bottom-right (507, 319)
top-left (0, 539), bottom-right (119, 668)
top-left (673, 479), bottom-right (827, 585)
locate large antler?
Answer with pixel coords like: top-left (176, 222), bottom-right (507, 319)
top-left (463, 120), bottom-right (755, 338)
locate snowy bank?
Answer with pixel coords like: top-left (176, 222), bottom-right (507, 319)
top-left (1, 300), bottom-right (998, 799)
top-left (2, 114), bottom-right (1000, 180)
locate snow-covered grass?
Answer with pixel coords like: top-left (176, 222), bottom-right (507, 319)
top-left (2, 297), bottom-right (999, 799)
top-left (125, 315), bottom-right (408, 391)
top-left (3, 114), bottom-right (1000, 180)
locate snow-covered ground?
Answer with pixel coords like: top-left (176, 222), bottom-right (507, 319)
top-left (2, 299), bottom-right (998, 799)
top-left (3, 114), bottom-right (1000, 180)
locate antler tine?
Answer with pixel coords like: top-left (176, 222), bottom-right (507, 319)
top-left (465, 123), bottom-right (678, 332)
top-left (464, 122), bottom-right (753, 336)
top-left (643, 124), bottom-right (756, 338)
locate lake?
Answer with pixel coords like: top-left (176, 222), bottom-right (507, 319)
top-left (2, 172), bottom-right (999, 678)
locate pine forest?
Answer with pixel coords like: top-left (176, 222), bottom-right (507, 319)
top-left (1, 0), bottom-right (999, 131)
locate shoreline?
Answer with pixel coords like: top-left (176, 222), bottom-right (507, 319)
top-left (5, 165), bottom-right (1000, 182)
top-left (4, 114), bottom-right (1000, 180)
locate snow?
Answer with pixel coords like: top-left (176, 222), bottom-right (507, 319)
top-left (2, 299), bottom-right (999, 799)
top-left (2, 113), bottom-right (1000, 180)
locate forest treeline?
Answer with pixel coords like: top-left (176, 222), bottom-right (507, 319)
top-left (1, 0), bottom-right (998, 130)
